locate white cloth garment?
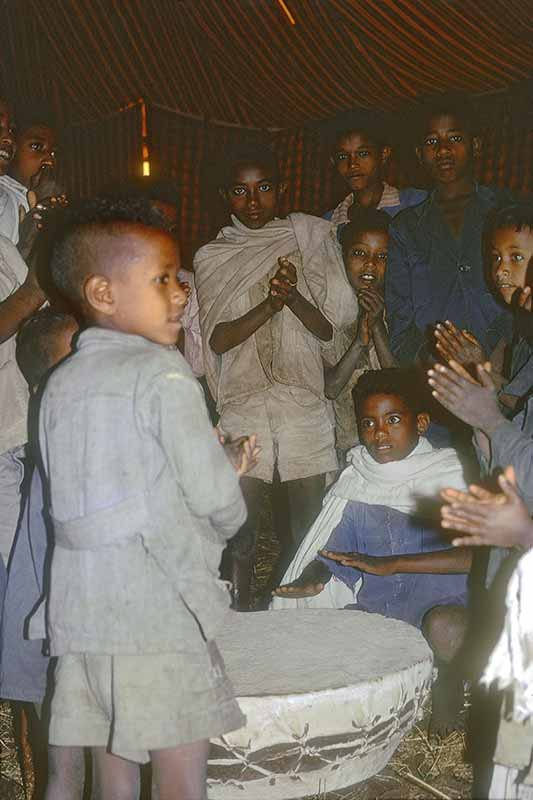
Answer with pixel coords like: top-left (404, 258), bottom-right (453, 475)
top-left (0, 175), bottom-right (29, 245)
top-left (194, 213), bottom-right (357, 410)
top-left (483, 547), bottom-right (533, 721)
top-left (271, 437), bottom-right (467, 610)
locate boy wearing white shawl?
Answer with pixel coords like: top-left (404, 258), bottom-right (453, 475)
top-left (194, 144), bottom-right (358, 610)
top-left (274, 368), bottom-right (471, 736)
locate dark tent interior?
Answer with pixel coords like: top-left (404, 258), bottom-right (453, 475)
top-left (1, 0), bottom-right (532, 265)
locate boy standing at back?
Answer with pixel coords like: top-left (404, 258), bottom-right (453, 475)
top-left (39, 197), bottom-right (249, 799)
top-left (386, 95), bottom-right (513, 366)
top-left (195, 143), bottom-right (357, 610)
top-left (325, 117), bottom-right (426, 224)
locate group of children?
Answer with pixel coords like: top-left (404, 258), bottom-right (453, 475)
top-left (0, 89), bottom-right (532, 800)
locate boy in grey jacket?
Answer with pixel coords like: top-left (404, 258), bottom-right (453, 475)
top-left (38, 198), bottom-right (250, 799)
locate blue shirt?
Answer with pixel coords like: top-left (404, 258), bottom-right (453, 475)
top-left (317, 500), bottom-right (468, 628)
top-left (385, 184), bottom-right (514, 363)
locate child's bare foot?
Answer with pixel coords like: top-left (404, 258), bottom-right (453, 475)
top-left (273, 560), bottom-right (331, 599)
top-left (429, 669), bottom-right (465, 739)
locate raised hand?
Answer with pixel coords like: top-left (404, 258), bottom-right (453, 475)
top-left (427, 360), bottom-right (503, 434)
top-left (434, 320), bottom-right (485, 366)
top-left (441, 466), bottom-right (533, 549)
top-left (269, 257), bottom-right (298, 309)
top-left (357, 288), bottom-right (384, 330)
top-left (219, 433), bottom-right (261, 476)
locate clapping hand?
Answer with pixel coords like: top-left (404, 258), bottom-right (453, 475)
top-left (357, 288), bottom-right (384, 331)
top-left (434, 320), bottom-right (485, 367)
top-left (441, 466), bottom-right (533, 550)
top-left (427, 359), bottom-right (503, 435)
top-left (269, 257), bottom-right (298, 310)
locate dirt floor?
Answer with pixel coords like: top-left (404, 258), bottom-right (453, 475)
top-left (0, 486), bottom-right (473, 799)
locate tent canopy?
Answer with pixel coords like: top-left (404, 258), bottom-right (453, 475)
top-left (2, 0), bottom-right (533, 128)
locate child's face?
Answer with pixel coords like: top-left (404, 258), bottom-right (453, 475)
top-left (490, 225), bottom-right (533, 305)
top-left (358, 393), bottom-right (428, 464)
top-left (331, 132), bottom-right (387, 194)
top-left (343, 229), bottom-right (388, 293)
top-left (223, 162), bottom-right (283, 229)
top-left (0, 102), bottom-right (15, 176)
top-left (11, 124), bottom-right (57, 187)
top-left (416, 113), bottom-right (478, 186)
top-left (89, 226), bottom-right (188, 346)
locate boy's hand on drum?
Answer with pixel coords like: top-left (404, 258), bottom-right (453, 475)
top-left (434, 321), bottom-right (485, 367)
top-left (427, 360), bottom-right (503, 434)
top-left (357, 288), bottom-right (384, 331)
top-left (441, 466), bottom-right (533, 550)
top-left (320, 550), bottom-right (397, 576)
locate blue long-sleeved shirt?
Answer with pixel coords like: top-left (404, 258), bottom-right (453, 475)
top-left (385, 184), bottom-right (514, 363)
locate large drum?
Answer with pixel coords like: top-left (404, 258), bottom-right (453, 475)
top-left (208, 609), bottom-right (433, 799)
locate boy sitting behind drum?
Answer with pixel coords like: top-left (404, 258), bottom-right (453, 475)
top-left (273, 368), bottom-right (472, 736)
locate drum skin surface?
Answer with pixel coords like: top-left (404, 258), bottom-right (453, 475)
top-left (208, 609), bottom-right (433, 799)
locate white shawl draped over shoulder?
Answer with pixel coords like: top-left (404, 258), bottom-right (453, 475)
top-left (271, 437), bottom-right (467, 610)
top-left (194, 213), bottom-right (357, 407)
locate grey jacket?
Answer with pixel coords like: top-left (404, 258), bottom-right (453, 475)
top-left (39, 328), bottom-right (246, 656)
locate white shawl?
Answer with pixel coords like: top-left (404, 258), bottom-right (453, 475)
top-left (194, 213), bottom-right (357, 406)
top-left (271, 437), bottom-right (467, 610)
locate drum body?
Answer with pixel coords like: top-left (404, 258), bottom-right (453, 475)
top-left (208, 609), bottom-right (432, 799)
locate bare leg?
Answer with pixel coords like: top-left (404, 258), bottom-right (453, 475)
top-left (222, 476), bottom-right (263, 610)
top-left (285, 474), bottom-right (325, 549)
top-left (273, 559), bottom-right (331, 598)
top-left (422, 604), bottom-right (468, 738)
top-left (45, 746), bottom-right (85, 800)
top-left (91, 747), bottom-right (140, 800)
top-left (151, 740), bottom-right (210, 800)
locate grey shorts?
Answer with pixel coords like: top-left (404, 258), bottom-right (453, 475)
top-left (49, 641), bottom-right (245, 763)
top-left (220, 384), bottom-right (337, 482)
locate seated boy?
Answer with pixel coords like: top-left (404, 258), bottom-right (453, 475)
top-left (195, 143), bottom-right (357, 609)
top-left (0, 309), bottom-right (83, 797)
top-left (386, 94), bottom-right (513, 366)
top-left (324, 116), bottom-right (427, 224)
top-left (273, 368), bottom-right (471, 734)
top-left (37, 196), bottom-right (253, 799)
top-left (323, 208), bottom-right (396, 456)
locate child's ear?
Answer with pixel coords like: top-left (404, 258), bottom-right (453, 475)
top-left (416, 412), bottom-right (430, 435)
top-left (84, 274), bottom-right (116, 316)
top-left (472, 136), bottom-right (482, 158)
top-left (277, 182), bottom-right (287, 198)
top-left (218, 187), bottom-right (228, 205)
top-left (415, 146), bottom-right (423, 166)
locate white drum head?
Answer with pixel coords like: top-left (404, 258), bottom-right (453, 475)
top-left (208, 609), bottom-right (432, 799)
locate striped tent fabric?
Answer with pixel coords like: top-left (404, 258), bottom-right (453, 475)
top-left (1, 1), bottom-right (532, 262)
